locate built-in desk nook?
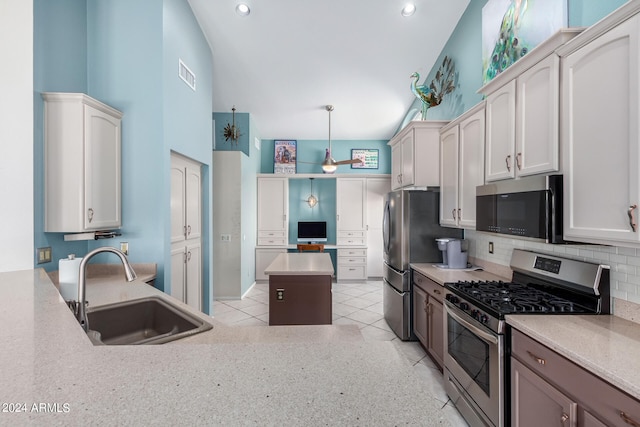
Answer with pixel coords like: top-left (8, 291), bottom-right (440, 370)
top-left (264, 252), bottom-right (334, 325)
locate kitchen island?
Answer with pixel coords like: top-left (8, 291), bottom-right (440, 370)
top-left (264, 252), bottom-right (334, 325)
top-left (0, 268), bottom-right (464, 426)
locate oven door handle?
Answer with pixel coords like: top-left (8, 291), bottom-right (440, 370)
top-left (446, 303), bottom-right (498, 345)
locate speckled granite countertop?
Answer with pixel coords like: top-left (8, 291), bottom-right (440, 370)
top-left (0, 269), bottom-right (459, 425)
top-left (506, 315), bottom-right (640, 400)
top-left (410, 263), bottom-right (508, 286)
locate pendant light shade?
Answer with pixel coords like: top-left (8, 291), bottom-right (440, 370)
top-left (307, 178), bottom-right (318, 208)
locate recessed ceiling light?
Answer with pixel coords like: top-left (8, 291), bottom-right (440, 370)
top-left (236, 3), bottom-right (250, 16)
top-left (401, 4), bottom-right (416, 17)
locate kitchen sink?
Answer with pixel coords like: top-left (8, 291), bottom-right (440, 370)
top-left (86, 296), bottom-right (213, 345)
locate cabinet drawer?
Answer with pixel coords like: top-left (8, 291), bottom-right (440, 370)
top-left (338, 265), bottom-right (366, 280)
top-left (412, 270), bottom-right (444, 302)
top-left (338, 256), bottom-right (366, 266)
top-left (257, 237), bottom-right (287, 246)
top-left (511, 328), bottom-right (640, 427)
top-left (337, 237), bottom-right (366, 246)
top-left (338, 248), bottom-right (367, 257)
top-left (258, 231), bottom-right (286, 238)
top-left (338, 231), bottom-right (365, 238)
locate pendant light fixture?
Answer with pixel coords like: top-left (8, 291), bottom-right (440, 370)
top-left (307, 178), bottom-right (318, 208)
top-left (322, 105), bottom-right (338, 174)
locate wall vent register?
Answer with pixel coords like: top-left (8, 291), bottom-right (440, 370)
top-left (179, 59), bottom-right (196, 91)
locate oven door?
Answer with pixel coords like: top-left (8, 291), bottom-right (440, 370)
top-left (444, 301), bottom-right (504, 427)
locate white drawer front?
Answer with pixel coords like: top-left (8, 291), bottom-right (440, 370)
top-left (338, 256), bottom-right (366, 266)
top-left (337, 237), bottom-right (366, 246)
top-left (338, 265), bottom-right (367, 280)
top-left (258, 237), bottom-right (287, 246)
top-left (338, 230), bottom-right (365, 238)
top-left (258, 230), bottom-right (286, 238)
top-left (338, 249), bottom-right (367, 257)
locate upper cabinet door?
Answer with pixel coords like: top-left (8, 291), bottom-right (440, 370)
top-left (516, 54), bottom-right (560, 177)
top-left (439, 125), bottom-right (459, 227)
top-left (257, 177), bottom-right (288, 232)
top-left (337, 178), bottom-right (366, 231)
top-left (185, 164), bottom-right (202, 240)
top-left (170, 164), bottom-right (187, 244)
top-left (458, 106), bottom-right (485, 229)
top-left (562, 15), bottom-right (640, 245)
top-left (485, 80), bottom-right (516, 182)
top-left (83, 104), bottom-right (122, 230)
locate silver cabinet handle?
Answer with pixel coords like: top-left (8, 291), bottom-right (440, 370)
top-left (561, 413), bottom-right (569, 424)
top-left (620, 411), bottom-right (640, 427)
top-left (457, 208), bottom-right (461, 219)
top-left (187, 251), bottom-right (192, 261)
top-left (187, 225), bottom-right (192, 236)
top-left (629, 205), bottom-right (637, 232)
top-left (87, 208), bottom-right (94, 223)
top-left (433, 289), bottom-right (441, 295)
top-left (452, 209), bottom-right (456, 220)
top-left (516, 152), bottom-right (522, 170)
top-left (505, 155), bottom-right (511, 172)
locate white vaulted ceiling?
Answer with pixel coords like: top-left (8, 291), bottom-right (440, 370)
top-left (188, 0), bottom-right (469, 140)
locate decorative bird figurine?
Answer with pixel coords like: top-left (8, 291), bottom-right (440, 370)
top-left (410, 72), bottom-right (435, 120)
top-left (410, 56), bottom-right (457, 120)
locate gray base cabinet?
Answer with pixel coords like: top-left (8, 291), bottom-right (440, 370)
top-left (511, 328), bottom-right (640, 427)
top-left (412, 270), bottom-right (445, 369)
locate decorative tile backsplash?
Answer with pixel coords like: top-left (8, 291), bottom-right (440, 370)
top-left (465, 230), bottom-right (640, 307)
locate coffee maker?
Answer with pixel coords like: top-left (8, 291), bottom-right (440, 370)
top-left (435, 238), bottom-right (468, 269)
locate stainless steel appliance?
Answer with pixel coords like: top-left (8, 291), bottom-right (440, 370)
top-left (443, 249), bottom-right (610, 426)
top-left (382, 189), bottom-right (462, 340)
top-left (476, 174), bottom-right (563, 243)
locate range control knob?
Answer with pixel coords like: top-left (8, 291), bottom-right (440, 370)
top-left (480, 314), bottom-right (489, 324)
top-left (446, 294), bottom-right (460, 304)
top-left (459, 302), bottom-right (469, 311)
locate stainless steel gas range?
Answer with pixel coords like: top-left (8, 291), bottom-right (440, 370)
top-left (443, 249), bottom-right (610, 427)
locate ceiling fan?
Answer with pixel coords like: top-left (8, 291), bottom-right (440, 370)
top-left (300, 105), bottom-right (362, 173)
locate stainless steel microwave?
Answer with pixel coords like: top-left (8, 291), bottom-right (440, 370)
top-left (476, 175), bottom-right (563, 243)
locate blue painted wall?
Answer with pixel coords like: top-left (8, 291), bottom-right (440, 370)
top-left (260, 139), bottom-right (390, 174)
top-left (288, 178), bottom-right (337, 244)
top-left (33, 0), bottom-right (90, 270)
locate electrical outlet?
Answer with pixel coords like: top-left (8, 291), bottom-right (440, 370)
top-left (276, 288), bottom-right (284, 301)
top-left (489, 242), bottom-right (494, 254)
top-left (36, 247), bottom-right (52, 264)
top-left (120, 242), bottom-right (129, 255)
top-left (221, 234), bottom-right (231, 242)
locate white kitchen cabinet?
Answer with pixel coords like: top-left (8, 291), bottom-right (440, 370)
top-left (480, 30), bottom-right (581, 182)
top-left (257, 177), bottom-right (288, 246)
top-left (255, 248), bottom-right (287, 281)
top-left (336, 178), bottom-right (366, 246)
top-left (43, 92), bottom-right (122, 232)
top-left (170, 152), bottom-right (202, 311)
top-left (560, 12), bottom-right (640, 246)
top-left (388, 121), bottom-right (447, 190)
top-left (337, 248), bottom-right (367, 281)
top-left (440, 103), bottom-right (485, 228)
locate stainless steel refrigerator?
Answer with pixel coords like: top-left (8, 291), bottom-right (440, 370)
top-left (382, 189), bottom-right (463, 340)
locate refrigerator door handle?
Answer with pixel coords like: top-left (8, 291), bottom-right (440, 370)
top-left (382, 200), bottom-right (391, 256)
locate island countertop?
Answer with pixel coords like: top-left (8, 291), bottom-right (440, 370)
top-left (0, 268), bottom-right (461, 426)
top-left (264, 252), bottom-right (334, 276)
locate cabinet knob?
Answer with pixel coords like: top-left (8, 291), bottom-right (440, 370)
top-left (187, 225), bottom-right (192, 236)
top-left (526, 350), bottom-right (546, 365)
top-left (505, 155), bottom-right (512, 172)
top-left (87, 208), bottom-right (94, 223)
top-left (516, 152), bottom-right (522, 170)
top-left (452, 209), bottom-right (456, 220)
top-left (561, 413), bottom-right (569, 424)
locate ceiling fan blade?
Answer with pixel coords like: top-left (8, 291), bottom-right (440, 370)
top-left (296, 160), bottom-right (324, 165)
top-left (333, 158), bottom-right (363, 166)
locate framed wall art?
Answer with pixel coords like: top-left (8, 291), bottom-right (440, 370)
top-left (350, 149), bottom-right (379, 169)
top-left (274, 140), bottom-right (297, 174)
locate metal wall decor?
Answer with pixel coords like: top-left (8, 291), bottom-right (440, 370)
top-left (223, 106), bottom-right (242, 144)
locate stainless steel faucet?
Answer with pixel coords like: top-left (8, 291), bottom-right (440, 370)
top-left (76, 247), bottom-right (137, 332)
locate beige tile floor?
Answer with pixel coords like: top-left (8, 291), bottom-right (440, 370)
top-left (213, 279), bottom-right (469, 426)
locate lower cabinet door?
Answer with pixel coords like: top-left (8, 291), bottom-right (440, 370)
top-left (511, 358), bottom-right (577, 427)
top-left (427, 298), bottom-right (444, 369)
top-left (412, 284), bottom-right (428, 347)
top-left (170, 246), bottom-right (186, 303)
top-left (185, 241), bottom-right (202, 311)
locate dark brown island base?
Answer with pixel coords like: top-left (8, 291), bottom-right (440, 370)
top-left (264, 253), bottom-right (334, 325)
